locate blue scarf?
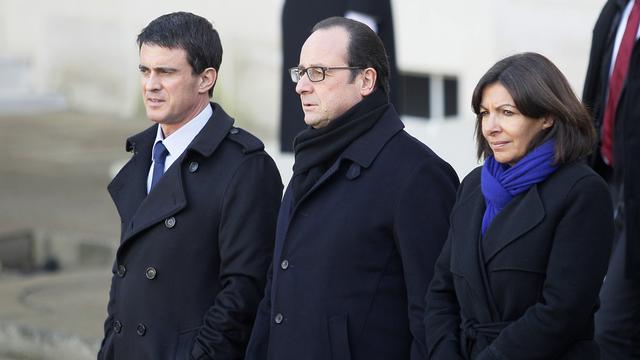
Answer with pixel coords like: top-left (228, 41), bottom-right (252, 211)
top-left (481, 140), bottom-right (558, 236)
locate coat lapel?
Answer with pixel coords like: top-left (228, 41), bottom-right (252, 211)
top-left (293, 106), bottom-right (404, 206)
top-left (111, 102), bottom-right (234, 250)
top-left (482, 185), bottom-right (546, 264)
top-left (108, 125), bottom-right (156, 237)
top-left (450, 184), bottom-right (495, 321)
top-left (120, 157), bottom-right (188, 245)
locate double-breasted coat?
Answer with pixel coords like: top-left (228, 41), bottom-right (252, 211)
top-left (98, 103), bottom-right (282, 360)
top-left (247, 107), bottom-right (459, 360)
top-left (425, 162), bottom-right (614, 359)
top-left (582, 0), bottom-right (640, 277)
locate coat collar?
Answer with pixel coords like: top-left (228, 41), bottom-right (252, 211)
top-left (109, 102), bottom-right (233, 248)
top-left (122, 102), bottom-right (233, 157)
top-left (449, 173), bottom-right (495, 321)
top-left (340, 105), bottom-right (404, 168)
top-left (482, 184), bottom-right (545, 263)
top-left (289, 105), bottom-right (404, 207)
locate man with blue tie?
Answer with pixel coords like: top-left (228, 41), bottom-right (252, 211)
top-left (583, 0), bottom-right (640, 358)
top-left (97, 12), bottom-right (282, 360)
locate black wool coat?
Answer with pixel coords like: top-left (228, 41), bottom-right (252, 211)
top-left (582, 0), bottom-right (640, 277)
top-left (98, 103), bottom-right (283, 360)
top-left (425, 162), bottom-right (614, 359)
top-left (247, 107), bottom-right (459, 360)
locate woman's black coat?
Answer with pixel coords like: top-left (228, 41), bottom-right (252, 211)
top-left (425, 162), bottom-right (614, 359)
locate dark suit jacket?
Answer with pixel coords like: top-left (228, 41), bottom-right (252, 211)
top-left (98, 103), bottom-right (283, 360)
top-left (279, 0), bottom-right (397, 151)
top-left (582, 0), bottom-right (640, 277)
top-left (247, 106), bottom-right (459, 360)
top-left (425, 162), bottom-right (614, 359)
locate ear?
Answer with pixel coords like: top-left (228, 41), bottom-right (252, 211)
top-left (359, 67), bottom-right (377, 96)
top-left (198, 68), bottom-right (217, 95)
top-left (541, 116), bottom-right (554, 130)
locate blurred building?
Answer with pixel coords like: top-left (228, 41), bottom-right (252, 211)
top-left (0, 0), bottom-right (603, 177)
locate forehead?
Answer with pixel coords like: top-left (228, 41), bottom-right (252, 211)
top-left (299, 27), bottom-right (349, 66)
top-left (481, 82), bottom-right (514, 106)
top-left (139, 44), bottom-right (189, 66)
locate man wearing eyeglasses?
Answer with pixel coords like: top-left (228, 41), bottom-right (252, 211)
top-left (247, 17), bottom-right (459, 360)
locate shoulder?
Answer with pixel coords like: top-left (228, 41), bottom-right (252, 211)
top-left (537, 161), bottom-right (610, 213)
top-left (387, 130), bottom-right (457, 176)
top-left (225, 126), bottom-right (266, 155)
top-left (456, 165), bottom-right (483, 198)
top-left (544, 161), bottom-right (607, 192)
top-left (209, 103), bottom-right (266, 156)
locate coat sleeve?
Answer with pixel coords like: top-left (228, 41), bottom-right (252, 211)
top-left (478, 175), bottom-right (614, 360)
top-left (191, 153), bottom-right (282, 360)
top-left (393, 159), bottom-right (458, 360)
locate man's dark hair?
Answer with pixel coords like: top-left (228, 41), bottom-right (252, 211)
top-left (312, 17), bottom-right (390, 98)
top-left (137, 12), bottom-right (222, 96)
top-left (471, 52), bottom-right (596, 164)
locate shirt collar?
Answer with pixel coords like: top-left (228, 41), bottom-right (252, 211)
top-left (153, 103), bottom-right (213, 158)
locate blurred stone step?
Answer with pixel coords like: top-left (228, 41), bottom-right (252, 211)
top-left (0, 229), bottom-right (115, 273)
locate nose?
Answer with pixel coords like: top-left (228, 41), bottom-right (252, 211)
top-left (144, 72), bottom-right (162, 92)
top-left (295, 73), bottom-right (312, 95)
top-left (482, 113), bottom-right (501, 136)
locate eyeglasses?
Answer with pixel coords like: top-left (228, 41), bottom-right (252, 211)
top-left (289, 66), bottom-right (364, 83)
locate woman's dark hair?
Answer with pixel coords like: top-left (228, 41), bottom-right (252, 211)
top-left (312, 16), bottom-right (390, 98)
top-left (137, 12), bottom-right (222, 96)
top-left (471, 52), bottom-right (596, 164)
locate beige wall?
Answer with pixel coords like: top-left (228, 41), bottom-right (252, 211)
top-left (395, 0), bottom-right (603, 176)
top-left (0, 0), bottom-right (605, 176)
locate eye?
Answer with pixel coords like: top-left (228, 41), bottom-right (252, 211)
top-left (503, 109), bottom-right (514, 116)
top-left (478, 110), bottom-right (489, 118)
top-left (307, 67), bottom-right (325, 81)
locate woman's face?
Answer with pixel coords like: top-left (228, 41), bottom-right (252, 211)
top-left (480, 82), bottom-right (553, 166)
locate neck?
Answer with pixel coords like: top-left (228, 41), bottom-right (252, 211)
top-left (160, 98), bottom-right (209, 138)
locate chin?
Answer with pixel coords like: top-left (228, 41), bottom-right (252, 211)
top-left (145, 110), bottom-right (165, 123)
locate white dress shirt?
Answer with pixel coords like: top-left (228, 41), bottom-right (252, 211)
top-left (146, 104), bottom-right (213, 193)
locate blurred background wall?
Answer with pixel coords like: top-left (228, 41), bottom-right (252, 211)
top-left (0, 0), bottom-right (604, 177)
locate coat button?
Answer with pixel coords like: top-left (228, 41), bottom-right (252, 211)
top-left (280, 259), bottom-right (289, 270)
top-left (274, 313), bottom-right (283, 324)
top-left (229, 127), bottom-right (239, 135)
top-left (145, 267), bottom-right (157, 280)
top-left (189, 161), bottom-right (199, 173)
top-left (113, 320), bottom-right (122, 334)
top-left (165, 217), bottom-right (176, 228)
top-left (116, 264), bottom-right (126, 277)
top-left (136, 323), bottom-right (147, 336)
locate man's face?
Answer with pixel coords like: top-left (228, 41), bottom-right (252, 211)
top-left (296, 27), bottom-right (364, 129)
top-left (139, 44), bottom-right (207, 134)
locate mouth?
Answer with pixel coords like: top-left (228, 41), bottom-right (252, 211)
top-left (301, 100), bottom-right (317, 108)
top-left (490, 141), bottom-right (510, 150)
top-left (146, 98), bottom-right (165, 105)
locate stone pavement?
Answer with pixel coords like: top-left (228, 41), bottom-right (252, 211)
top-left (0, 111), bottom-right (143, 359)
top-left (0, 111), bottom-right (292, 359)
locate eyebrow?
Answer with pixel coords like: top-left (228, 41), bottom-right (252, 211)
top-left (480, 103), bottom-right (516, 110)
top-left (138, 65), bottom-right (178, 72)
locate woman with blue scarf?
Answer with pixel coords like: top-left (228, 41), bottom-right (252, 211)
top-left (425, 53), bottom-right (614, 359)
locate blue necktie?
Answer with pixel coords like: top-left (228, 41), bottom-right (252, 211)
top-left (150, 141), bottom-right (169, 190)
